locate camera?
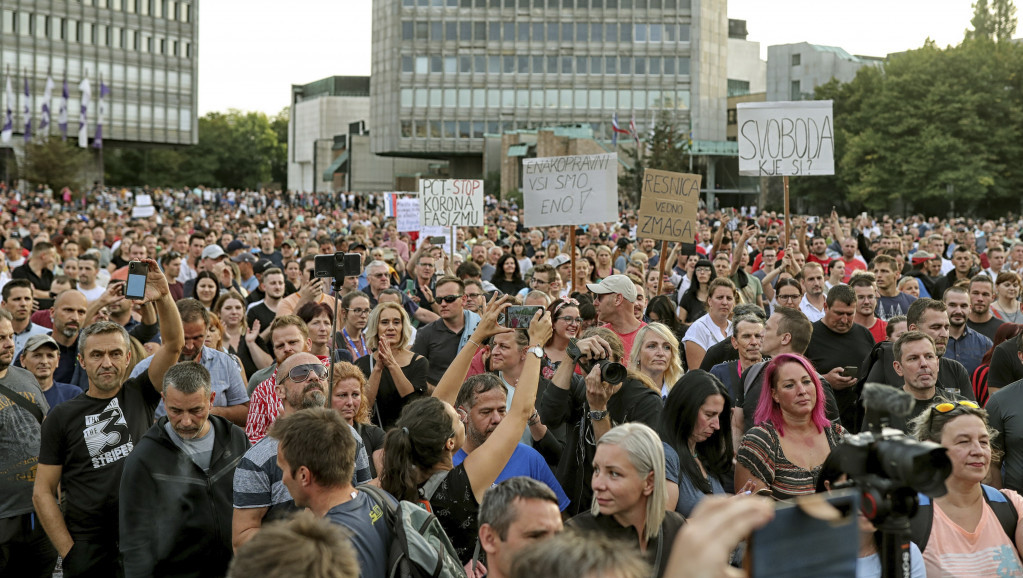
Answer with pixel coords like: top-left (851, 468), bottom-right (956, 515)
top-left (313, 252), bottom-right (363, 280)
top-left (566, 339), bottom-right (628, 385)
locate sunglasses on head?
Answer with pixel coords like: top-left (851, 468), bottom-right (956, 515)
top-left (932, 400), bottom-right (979, 414)
top-left (437, 294), bottom-right (462, 304)
top-left (286, 363), bottom-right (327, 383)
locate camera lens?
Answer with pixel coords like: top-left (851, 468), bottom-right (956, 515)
top-left (596, 359), bottom-right (628, 385)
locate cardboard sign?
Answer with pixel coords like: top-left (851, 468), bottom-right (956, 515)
top-left (737, 101), bottom-right (835, 176)
top-left (419, 179), bottom-right (483, 227)
top-left (395, 198), bottom-right (420, 233)
top-left (522, 153), bottom-right (618, 227)
top-left (637, 169), bottom-right (701, 243)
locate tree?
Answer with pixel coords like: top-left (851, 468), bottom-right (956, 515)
top-left (618, 112), bottom-right (691, 207)
top-left (968, 0), bottom-right (993, 40)
top-left (269, 107), bottom-right (289, 187)
top-left (967, 0), bottom-right (1017, 41)
top-left (21, 138), bottom-right (87, 193)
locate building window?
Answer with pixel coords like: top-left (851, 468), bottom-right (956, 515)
top-left (402, 21), bottom-right (413, 40)
top-left (472, 121), bottom-right (484, 138)
top-left (590, 23), bottom-right (602, 42)
top-left (444, 56), bottom-right (456, 73)
top-left (415, 56), bottom-right (428, 73)
top-left (430, 22), bottom-right (442, 40)
top-left (546, 22), bottom-right (558, 42)
top-left (649, 23), bottom-right (662, 42)
top-left (474, 21), bottom-right (486, 40)
top-left (414, 88), bottom-right (427, 106)
top-left (634, 23), bottom-right (647, 42)
top-left (429, 88), bottom-right (442, 107)
top-left (445, 21), bottom-right (457, 41)
top-left (790, 80), bottom-right (801, 100)
top-left (401, 55), bottom-right (413, 72)
top-left (2, 11), bottom-right (14, 35)
top-left (459, 55), bottom-right (471, 73)
top-left (460, 21), bottom-right (471, 41)
top-left (429, 121), bottom-right (441, 138)
top-left (727, 79), bottom-right (750, 97)
top-left (401, 120), bottom-right (412, 137)
top-left (503, 22), bottom-right (514, 41)
top-left (792, 54), bottom-right (801, 66)
top-left (576, 22), bottom-right (588, 42)
top-left (414, 121), bottom-right (426, 138)
top-left (605, 56), bottom-right (616, 74)
top-left (19, 12), bottom-right (31, 36)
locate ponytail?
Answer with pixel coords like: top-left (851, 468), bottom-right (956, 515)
top-left (380, 397), bottom-right (457, 502)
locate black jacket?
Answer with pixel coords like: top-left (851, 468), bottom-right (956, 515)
top-left (119, 415), bottom-right (250, 578)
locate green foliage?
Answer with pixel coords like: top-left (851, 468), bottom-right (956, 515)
top-left (105, 109), bottom-right (288, 189)
top-left (969, 0), bottom-right (1018, 41)
top-left (618, 112), bottom-right (691, 207)
top-left (21, 138), bottom-right (87, 193)
top-left (790, 36), bottom-right (1023, 217)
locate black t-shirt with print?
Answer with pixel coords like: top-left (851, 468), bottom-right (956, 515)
top-left (38, 370), bottom-right (160, 539)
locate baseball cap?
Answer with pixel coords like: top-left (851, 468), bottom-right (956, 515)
top-left (548, 255), bottom-right (571, 268)
top-left (586, 274), bottom-right (638, 303)
top-left (201, 245), bottom-right (226, 260)
top-left (281, 239), bottom-right (297, 248)
top-left (24, 334), bottom-right (59, 353)
top-left (253, 258), bottom-right (275, 275)
top-left (231, 252), bottom-right (257, 264)
top-left (911, 251), bottom-right (939, 266)
top-left (226, 239), bottom-right (250, 253)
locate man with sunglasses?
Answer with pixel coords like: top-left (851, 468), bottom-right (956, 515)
top-left (412, 276), bottom-right (481, 388)
top-left (233, 352), bottom-right (371, 550)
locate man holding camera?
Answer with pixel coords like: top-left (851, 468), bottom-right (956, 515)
top-left (585, 275), bottom-right (644, 365)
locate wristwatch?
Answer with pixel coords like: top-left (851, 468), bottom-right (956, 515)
top-left (587, 409), bottom-right (609, 421)
top-left (527, 345), bottom-right (544, 359)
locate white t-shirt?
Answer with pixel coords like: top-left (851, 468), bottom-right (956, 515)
top-left (681, 314), bottom-right (730, 352)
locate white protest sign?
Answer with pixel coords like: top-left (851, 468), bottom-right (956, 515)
top-left (135, 194), bottom-right (153, 206)
top-left (395, 198), bottom-right (420, 233)
top-left (737, 101), bottom-right (834, 177)
top-left (131, 205), bottom-right (156, 218)
top-left (422, 226), bottom-right (453, 254)
top-left (522, 153), bottom-right (618, 227)
top-left (419, 179), bottom-right (484, 227)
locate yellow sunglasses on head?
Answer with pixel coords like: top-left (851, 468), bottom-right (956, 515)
top-left (932, 400), bottom-right (980, 414)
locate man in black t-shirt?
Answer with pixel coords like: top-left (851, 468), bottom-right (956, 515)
top-left (862, 331), bottom-right (953, 433)
top-left (32, 259), bottom-right (184, 578)
top-left (803, 285), bottom-right (876, 429)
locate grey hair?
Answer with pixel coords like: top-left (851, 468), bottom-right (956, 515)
top-left (478, 477), bottom-right (559, 540)
top-left (366, 260), bottom-right (389, 274)
top-left (78, 321), bottom-right (130, 358)
top-left (731, 314), bottom-right (765, 338)
top-left (455, 373), bottom-right (507, 411)
top-left (524, 290), bottom-right (551, 306)
top-left (164, 361), bottom-right (212, 396)
top-left (591, 423), bottom-right (666, 542)
top-left (732, 303), bottom-right (767, 321)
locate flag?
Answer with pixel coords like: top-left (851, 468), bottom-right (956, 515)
top-left (23, 77), bottom-right (31, 142)
top-left (611, 112), bottom-right (629, 147)
top-left (93, 80), bottom-right (108, 149)
top-left (39, 76), bottom-right (53, 132)
top-left (1, 76), bottom-right (12, 143)
top-left (78, 77), bottom-right (91, 148)
top-left (58, 78), bottom-right (68, 139)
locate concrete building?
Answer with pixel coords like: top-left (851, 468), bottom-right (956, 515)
top-left (370, 0), bottom-right (729, 177)
top-left (726, 19), bottom-right (765, 97)
top-left (287, 76), bottom-right (371, 193)
top-left (0, 0), bottom-right (198, 163)
top-left (322, 131), bottom-right (447, 193)
top-left (766, 42), bottom-right (882, 102)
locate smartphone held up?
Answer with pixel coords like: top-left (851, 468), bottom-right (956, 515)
top-left (124, 261), bottom-right (148, 300)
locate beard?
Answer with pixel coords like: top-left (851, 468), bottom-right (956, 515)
top-left (288, 383), bottom-right (327, 410)
top-left (466, 422), bottom-right (489, 447)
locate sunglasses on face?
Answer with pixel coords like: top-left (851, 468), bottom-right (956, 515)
top-left (437, 294), bottom-right (462, 304)
top-left (286, 364), bottom-right (327, 383)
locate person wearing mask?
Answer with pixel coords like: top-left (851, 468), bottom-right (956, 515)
top-left (735, 353), bottom-right (844, 500)
top-left (356, 302), bottom-right (428, 430)
top-left (541, 327), bottom-right (662, 516)
top-left (118, 362), bottom-right (249, 578)
top-left (566, 423), bottom-right (685, 578)
top-left (33, 260), bottom-right (183, 577)
top-left (412, 276), bottom-right (480, 388)
top-left (476, 477), bottom-right (564, 578)
top-left (232, 352), bottom-right (371, 550)
top-left (908, 399), bottom-right (1023, 576)
top-left (380, 297), bottom-right (551, 563)
top-left (628, 323), bottom-right (683, 399)
top-left (661, 371), bottom-right (738, 518)
top-left (682, 278), bottom-right (737, 370)
top-left (944, 286), bottom-right (993, 377)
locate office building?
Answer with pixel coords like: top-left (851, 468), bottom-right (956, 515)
top-left (767, 42), bottom-right (882, 102)
top-left (370, 0), bottom-right (728, 177)
top-left (726, 19), bottom-right (765, 97)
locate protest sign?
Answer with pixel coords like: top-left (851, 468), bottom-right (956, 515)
top-left (419, 179), bottom-right (483, 227)
top-left (737, 101), bottom-right (835, 177)
top-left (395, 198), bottom-right (420, 232)
top-left (135, 194), bottom-right (153, 207)
top-left (131, 205), bottom-right (156, 218)
top-left (422, 226), bottom-right (452, 254)
top-left (522, 153), bottom-right (618, 227)
top-left (636, 169), bottom-right (701, 243)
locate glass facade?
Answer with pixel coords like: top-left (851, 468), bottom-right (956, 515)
top-left (0, 0), bottom-right (198, 145)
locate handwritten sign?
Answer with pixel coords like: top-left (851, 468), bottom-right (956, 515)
top-left (135, 194), bottom-right (153, 206)
top-left (737, 101), bottom-right (834, 177)
top-left (131, 205), bottom-right (156, 218)
top-left (637, 169), bottom-right (701, 243)
top-left (395, 198), bottom-right (420, 232)
top-left (419, 179), bottom-right (483, 227)
top-left (522, 153), bottom-right (618, 227)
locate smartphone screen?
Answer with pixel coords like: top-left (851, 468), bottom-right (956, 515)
top-left (125, 262), bottom-right (147, 300)
top-left (500, 305), bottom-right (541, 328)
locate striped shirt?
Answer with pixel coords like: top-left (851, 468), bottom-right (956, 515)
top-left (737, 421), bottom-right (844, 500)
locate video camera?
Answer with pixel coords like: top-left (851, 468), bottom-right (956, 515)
top-left (313, 252), bottom-right (363, 281)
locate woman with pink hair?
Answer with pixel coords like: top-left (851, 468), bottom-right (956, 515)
top-left (734, 353), bottom-right (844, 499)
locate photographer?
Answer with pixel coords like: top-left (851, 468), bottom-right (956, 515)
top-left (540, 327), bottom-right (663, 516)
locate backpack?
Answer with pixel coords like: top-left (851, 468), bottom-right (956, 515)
top-left (359, 483), bottom-right (466, 578)
top-left (909, 484), bottom-right (1018, 552)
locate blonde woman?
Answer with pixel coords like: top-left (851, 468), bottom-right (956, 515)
top-left (629, 323), bottom-right (684, 399)
top-left (594, 245), bottom-right (617, 280)
top-left (355, 302), bottom-right (429, 429)
top-left (567, 423), bottom-right (684, 578)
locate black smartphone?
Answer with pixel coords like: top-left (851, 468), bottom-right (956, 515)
top-left (746, 218), bottom-right (756, 229)
top-left (747, 490), bottom-right (859, 577)
top-left (498, 305), bottom-right (542, 328)
top-left (428, 236), bottom-right (447, 245)
top-left (125, 261), bottom-right (147, 300)
top-left (842, 366), bottom-right (859, 379)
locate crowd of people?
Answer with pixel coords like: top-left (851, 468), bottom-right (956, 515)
top-left (2, 183), bottom-right (1023, 577)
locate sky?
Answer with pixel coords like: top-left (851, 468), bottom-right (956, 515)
top-left (198, 0), bottom-right (977, 116)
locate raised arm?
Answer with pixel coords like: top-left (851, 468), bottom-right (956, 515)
top-left (464, 309), bottom-right (552, 503)
top-left (138, 258), bottom-right (183, 391)
top-left (432, 295), bottom-right (514, 406)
